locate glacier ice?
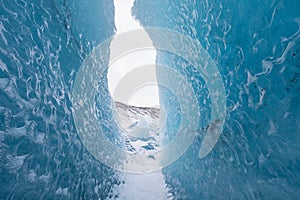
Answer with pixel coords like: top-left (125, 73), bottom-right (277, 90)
top-left (133, 0), bottom-right (300, 199)
top-left (0, 0), bottom-right (299, 199)
top-left (0, 0), bottom-right (118, 199)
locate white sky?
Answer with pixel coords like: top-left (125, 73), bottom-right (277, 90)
top-left (108, 0), bottom-right (160, 107)
top-left (108, 3), bottom-right (168, 195)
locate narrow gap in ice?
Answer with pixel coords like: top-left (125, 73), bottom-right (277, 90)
top-left (108, 0), bottom-right (172, 199)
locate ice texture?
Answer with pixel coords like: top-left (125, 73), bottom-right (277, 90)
top-left (133, 0), bottom-right (300, 199)
top-left (0, 0), bottom-right (119, 199)
top-left (0, 0), bottom-right (299, 199)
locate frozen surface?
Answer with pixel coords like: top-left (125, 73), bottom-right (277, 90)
top-left (133, 0), bottom-right (300, 199)
top-left (0, 0), bottom-right (299, 199)
top-left (111, 102), bottom-right (172, 200)
top-left (0, 0), bottom-right (119, 199)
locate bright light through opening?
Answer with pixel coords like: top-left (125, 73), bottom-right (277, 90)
top-left (108, 0), bottom-right (160, 108)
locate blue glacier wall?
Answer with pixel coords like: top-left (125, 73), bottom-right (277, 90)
top-left (1, 0), bottom-right (299, 199)
top-left (0, 0), bottom-right (120, 199)
top-left (133, 0), bottom-right (300, 199)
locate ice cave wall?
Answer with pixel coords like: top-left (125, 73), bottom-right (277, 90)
top-left (0, 0), bottom-right (118, 198)
top-left (133, 0), bottom-right (300, 199)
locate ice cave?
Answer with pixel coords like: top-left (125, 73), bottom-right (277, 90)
top-left (0, 0), bottom-right (299, 199)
